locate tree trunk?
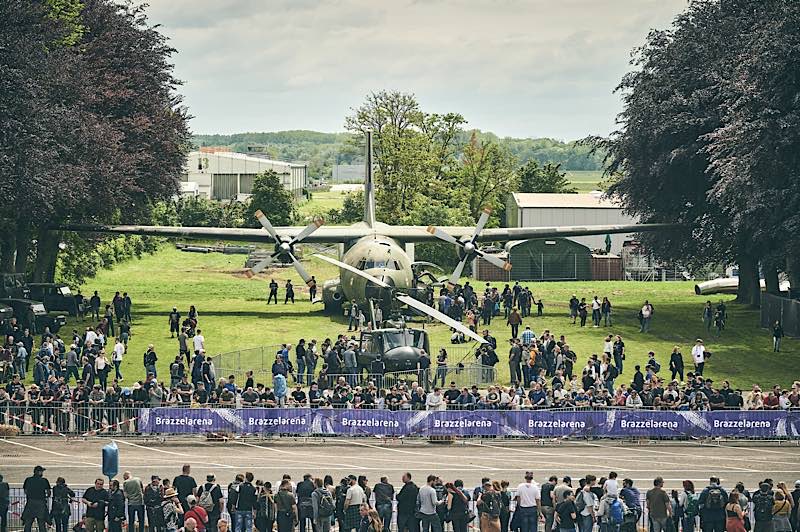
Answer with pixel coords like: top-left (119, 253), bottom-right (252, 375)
top-left (14, 225), bottom-right (30, 274)
top-left (31, 228), bottom-right (60, 283)
top-left (0, 230), bottom-right (14, 273)
top-left (736, 252), bottom-right (760, 307)
top-left (787, 256), bottom-right (800, 299)
top-left (763, 262), bottom-right (780, 295)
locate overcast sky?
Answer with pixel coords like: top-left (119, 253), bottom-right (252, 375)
top-left (145, 0), bottom-right (688, 140)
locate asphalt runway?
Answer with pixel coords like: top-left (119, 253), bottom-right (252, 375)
top-left (2, 437), bottom-right (800, 490)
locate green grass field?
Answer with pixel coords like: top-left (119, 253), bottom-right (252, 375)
top-left (68, 246), bottom-right (797, 389)
top-left (564, 170), bottom-right (604, 192)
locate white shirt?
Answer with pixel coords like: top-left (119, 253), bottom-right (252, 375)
top-left (113, 342), bottom-right (125, 362)
top-left (345, 484), bottom-right (366, 507)
top-left (193, 334), bottom-right (205, 352)
top-left (603, 340), bottom-right (613, 354)
top-left (641, 305), bottom-right (651, 318)
top-left (691, 345), bottom-right (705, 364)
top-left (85, 330), bottom-right (97, 346)
top-left (603, 478), bottom-right (619, 496)
top-left (426, 392), bottom-right (445, 411)
top-left (592, 300), bottom-right (601, 310)
top-left (516, 482), bottom-right (541, 508)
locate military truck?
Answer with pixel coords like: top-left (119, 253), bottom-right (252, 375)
top-left (27, 283), bottom-right (79, 316)
top-left (0, 298), bottom-right (66, 334)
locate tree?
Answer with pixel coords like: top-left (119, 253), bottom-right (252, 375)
top-left (245, 170), bottom-right (295, 227)
top-left (326, 191), bottom-right (364, 225)
top-left (518, 160), bottom-right (577, 194)
top-left (454, 132), bottom-right (518, 221)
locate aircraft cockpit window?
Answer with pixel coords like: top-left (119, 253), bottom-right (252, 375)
top-left (382, 329), bottom-right (426, 350)
top-left (360, 260), bottom-right (399, 270)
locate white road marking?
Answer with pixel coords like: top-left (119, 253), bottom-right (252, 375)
top-left (112, 439), bottom-right (234, 468)
top-left (0, 438), bottom-right (99, 466)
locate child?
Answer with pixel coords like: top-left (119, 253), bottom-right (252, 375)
top-left (536, 299), bottom-right (544, 316)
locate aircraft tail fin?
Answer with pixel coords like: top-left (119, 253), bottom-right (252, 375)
top-left (363, 131), bottom-right (376, 227)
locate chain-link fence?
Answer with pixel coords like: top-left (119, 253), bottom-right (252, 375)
top-left (761, 293), bottom-right (799, 337)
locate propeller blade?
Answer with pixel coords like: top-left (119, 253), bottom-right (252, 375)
top-left (425, 226), bottom-right (459, 245)
top-left (244, 255), bottom-right (275, 278)
top-left (447, 258), bottom-right (468, 287)
top-left (476, 249), bottom-right (512, 271)
top-left (471, 207), bottom-right (492, 241)
top-left (291, 217), bottom-right (324, 244)
top-left (313, 254), bottom-right (391, 288)
top-left (396, 294), bottom-right (487, 344)
top-left (288, 252), bottom-right (313, 285)
top-left (254, 210), bottom-right (280, 242)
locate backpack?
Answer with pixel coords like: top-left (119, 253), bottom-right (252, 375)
top-left (150, 503), bottom-right (167, 528)
top-left (705, 488), bottom-right (725, 511)
top-left (317, 489), bottom-right (335, 518)
top-left (649, 359), bottom-right (661, 373)
top-left (198, 484), bottom-right (216, 511)
top-left (575, 491), bottom-right (587, 512)
top-left (484, 493), bottom-right (501, 518)
top-left (685, 493), bottom-right (699, 517)
top-left (753, 492), bottom-right (773, 521)
top-left (609, 499), bottom-right (624, 526)
top-left (607, 365), bottom-right (619, 380)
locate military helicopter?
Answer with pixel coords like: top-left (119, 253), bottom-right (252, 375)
top-left (62, 131), bottom-right (677, 369)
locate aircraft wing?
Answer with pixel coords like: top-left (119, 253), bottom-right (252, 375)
top-left (59, 222), bottom-right (680, 244)
top-left (58, 223), bottom-right (376, 243)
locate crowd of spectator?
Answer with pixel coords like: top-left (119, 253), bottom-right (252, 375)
top-left (6, 465), bottom-right (800, 532)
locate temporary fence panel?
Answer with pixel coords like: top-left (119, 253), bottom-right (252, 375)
top-left (761, 293), bottom-right (800, 337)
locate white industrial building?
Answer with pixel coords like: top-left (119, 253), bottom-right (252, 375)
top-left (182, 151), bottom-right (307, 200)
top-left (505, 192), bottom-right (638, 254)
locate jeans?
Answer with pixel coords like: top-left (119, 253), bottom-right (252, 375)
top-left (579, 514), bottom-right (593, 532)
top-left (299, 504), bottom-right (316, 532)
top-left (640, 317), bottom-right (651, 333)
top-left (592, 310), bottom-right (601, 326)
top-left (146, 364), bottom-right (157, 377)
top-left (15, 359), bottom-right (26, 379)
top-left (114, 360), bottom-right (123, 380)
top-left (235, 510), bottom-right (254, 532)
top-left (681, 516), bottom-right (695, 532)
top-left (774, 337), bottom-right (782, 352)
top-left (603, 312), bottom-right (612, 326)
top-left (651, 517), bottom-right (669, 532)
top-left (435, 366), bottom-right (447, 387)
top-left (109, 519), bottom-right (123, 532)
top-left (23, 500), bottom-right (48, 532)
top-left (420, 513), bottom-right (442, 532)
top-left (296, 358), bottom-right (306, 384)
top-left (128, 504), bottom-right (146, 532)
top-left (511, 324), bottom-right (519, 338)
top-left (516, 506), bottom-right (538, 532)
top-left (542, 507), bottom-right (555, 532)
top-left (376, 503), bottom-right (393, 532)
top-left (397, 511), bottom-right (420, 532)
top-left (306, 360), bottom-right (316, 385)
top-left (695, 362), bottom-right (704, 376)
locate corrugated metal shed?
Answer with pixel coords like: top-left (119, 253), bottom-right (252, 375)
top-left (505, 238), bottom-right (591, 281)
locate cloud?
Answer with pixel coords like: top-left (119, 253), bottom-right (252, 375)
top-left (143, 0), bottom-right (687, 139)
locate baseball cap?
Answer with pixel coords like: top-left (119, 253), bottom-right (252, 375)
top-left (151, 475), bottom-right (161, 481)
top-left (34, 465), bottom-right (46, 472)
top-left (207, 474), bottom-right (215, 482)
top-left (795, 480), bottom-right (800, 488)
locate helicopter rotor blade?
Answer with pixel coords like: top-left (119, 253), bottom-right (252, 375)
top-left (396, 294), bottom-right (487, 344)
top-left (313, 254), bottom-right (391, 288)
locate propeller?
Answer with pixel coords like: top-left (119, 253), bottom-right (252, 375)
top-left (244, 210), bottom-right (323, 285)
top-left (313, 254), bottom-right (487, 345)
top-left (426, 207), bottom-right (511, 287)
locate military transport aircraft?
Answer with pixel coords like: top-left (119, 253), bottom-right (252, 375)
top-left (63, 132), bottom-right (675, 347)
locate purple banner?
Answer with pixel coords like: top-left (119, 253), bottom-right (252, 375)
top-left (138, 408), bottom-right (800, 439)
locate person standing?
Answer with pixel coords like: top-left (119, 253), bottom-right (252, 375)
top-left (515, 472), bottom-right (541, 532)
top-left (82, 478), bottom-right (110, 532)
top-left (285, 281), bottom-right (295, 304)
top-left (646, 477), bottom-right (672, 532)
top-left (702, 302), bottom-right (714, 332)
top-left (275, 479), bottom-right (297, 532)
top-left (669, 347), bottom-right (685, 382)
top-left (0, 474), bottom-right (9, 532)
top-left (396, 473), bottom-right (419, 532)
top-left (311, 478), bottom-right (333, 532)
top-left (108, 480), bottom-right (127, 532)
top-left (691, 340), bottom-right (706, 376)
top-left (773, 321), bottom-right (784, 352)
top-left (507, 308), bottom-right (523, 339)
top-left (344, 476), bottom-right (367, 532)
top-left (22, 466), bottom-right (51, 532)
top-left (193, 331), bottom-right (205, 357)
top-left (169, 308), bottom-right (181, 338)
top-left (591, 297), bottom-right (601, 327)
top-left (601, 297), bottom-right (612, 327)
top-left (234, 473), bottom-right (257, 532)
top-left (296, 473), bottom-right (315, 532)
top-left (90, 291), bottom-right (101, 321)
top-left (123, 471), bottom-right (146, 532)
top-left (122, 292), bottom-right (132, 322)
top-left (577, 476), bottom-right (598, 532)
top-left (417, 475), bottom-right (442, 532)
top-left (556, 490), bottom-right (578, 532)
top-left (309, 277), bottom-right (317, 302)
top-left (476, 481), bottom-right (501, 532)
top-left (697, 477), bottom-right (727, 532)
top-left (197, 474), bottom-right (224, 532)
top-left (373, 477), bottom-right (395, 532)
top-left (50, 477), bottom-right (74, 532)
top-left (174, 464), bottom-right (198, 515)
top-left (268, 280), bottom-right (279, 305)
top-left (752, 483), bottom-right (774, 532)
top-left (348, 301), bottom-right (359, 332)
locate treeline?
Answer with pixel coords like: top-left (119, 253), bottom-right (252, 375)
top-left (191, 129), bottom-right (604, 179)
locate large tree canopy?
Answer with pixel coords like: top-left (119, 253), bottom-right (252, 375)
top-left (600, 0), bottom-right (800, 305)
top-left (0, 0), bottom-right (191, 281)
